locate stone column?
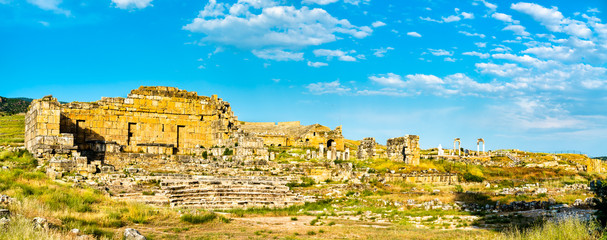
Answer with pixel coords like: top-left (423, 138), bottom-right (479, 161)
top-left (319, 143), bottom-right (324, 159)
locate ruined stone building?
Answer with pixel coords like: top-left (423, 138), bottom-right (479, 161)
top-left (25, 86), bottom-right (345, 172)
top-left (387, 135), bottom-right (420, 165)
top-left (357, 136), bottom-right (421, 165)
top-left (357, 137), bottom-right (376, 159)
top-left (238, 121), bottom-right (345, 151)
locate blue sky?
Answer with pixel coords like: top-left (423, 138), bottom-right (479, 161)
top-left (1, 0), bottom-right (607, 156)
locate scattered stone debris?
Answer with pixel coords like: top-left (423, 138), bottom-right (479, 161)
top-left (124, 228), bottom-right (147, 240)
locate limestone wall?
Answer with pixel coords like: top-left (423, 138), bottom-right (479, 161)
top-left (387, 135), bottom-right (421, 165)
top-left (357, 137), bottom-right (376, 159)
top-left (385, 173), bottom-right (458, 185)
top-left (25, 96), bottom-right (73, 155)
top-left (56, 86), bottom-right (238, 155)
top-left (239, 122), bottom-right (345, 150)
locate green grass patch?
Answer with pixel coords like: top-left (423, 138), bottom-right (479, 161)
top-left (0, 114), bottom-right (25, 146)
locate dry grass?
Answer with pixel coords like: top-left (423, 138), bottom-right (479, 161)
top-left (496, 217), bottom-right (601, 240)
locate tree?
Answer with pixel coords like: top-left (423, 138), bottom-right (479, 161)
top-left (589, 180), bottom-right (607, 227)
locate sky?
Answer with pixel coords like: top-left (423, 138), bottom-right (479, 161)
top-left (1, 0), bottom-right (607, 156)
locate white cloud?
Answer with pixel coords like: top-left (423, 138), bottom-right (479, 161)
top-left (38, 21), bottom-right (49, 27)
top-left (587, 8), bottom-right (600, 13)
top-left (463, 51), bottom-right (489, 59)
top-left (112, 0), bottom-right (153, 9)
top-left (301, 0), bottom-right (339, 5)
top-left (492, 12), bottom-right (519, 24)
top-left (522, 46), bottom-right (574, 61)
top-left (459, 31), bottom-right (485, 38)
top-left (407, 32), bottom-right (422, 37)
top-left (184, 1), bottom-right (372, 50)
top-left (476, 63), bottom-right (525, 77)
top-left (461, 12), bottom-right (474, 19)
top-left (503, 24), bottom-right (530, 36)
top-left (476, 0), bottom-right (497, 10)
top-left (428, 48), bottom-right (453, 56)
top-left (420, 16), bottom-right (443, 23)
top-left (475, 42), bottom-right (487, 48)
top-left (252, 49), bottom-right (304, 61)
top-left (372, 21), bottom-right (386, 28)
top-left (372, 47), bottom-right (394, 57)
top-left (511, 2), bottom-right (592, 38)
top-left (313, 49), bottom-right (358, 61)
top-left (444, 57), bottom-right (457, 62)
top-left (307, 61), bottom-right (328, 67)
top-left (442, 15), bottom-right (461, 23)
top-left (307, 80), bottom-right (351, 94)
top-left (369, 73), bottom-right (406, 87)
top-left (26, 0), bottom-right (70, 16)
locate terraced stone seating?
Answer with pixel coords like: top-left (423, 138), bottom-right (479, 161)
top-left (161, 176), bottom-right (306, 209)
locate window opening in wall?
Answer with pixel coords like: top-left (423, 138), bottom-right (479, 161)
top-left (75, 120), bottom-right (85, 144)
top-left (128, 123), bottom-right (136, 146)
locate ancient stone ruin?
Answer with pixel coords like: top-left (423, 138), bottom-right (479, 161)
top-left (387, 135), bottom-right (421, 165)
top-left (357, 137), bottom-right (376, 159)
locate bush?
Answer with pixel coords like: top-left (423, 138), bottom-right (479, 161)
top-left (223, 148), bottom-right (233, 156)
top-left (590, 180), bottom-right (607, 227)
top-left (463, 172), bottom-right (485, 182)
top-left (180, 212), bottom-right (229, 224)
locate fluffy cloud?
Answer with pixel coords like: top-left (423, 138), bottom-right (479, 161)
top-left (369, 73), bottom-right (406, 87)
top-left (313, 49), bottom-right (358, 61)
top-left (503, 24), bottom-right (530, 36)
top-left (112, 0), bottom-right (153, 9)
top-left (511, 2), bottom-right (592, 38)
top-left (461, 12), bottom-right (474, 19)
top-left (307, 61), bottom-right (328, 67)
top-left (428, 49), bottom-right (453, 56)
top-left (184, 0), bottom-right (372, 50)
top-left (252, 49), bottom-right (304, 61)
top-left (301, 0), bottom-right (339, 5)
top-left (492, 12), bottom-right (519, 24)
top-left (442, 15), bottom-right (461, 23)
top-left (476, 0), bottom-right (497, 10)
top-left (459, 31), bottom-right (485, 38)
top-left (307, 80), bottom-right (351, 94)
top-left (407, 32), bottom-right (422, 37)
top-left (463, 51), bottom-right (489, 59)
top-left (372, 47), bottom-right (394, 57)
top-left (26, 0), bottom-right (70, 16)
top-left (372, 21), bottom-right (386, 28)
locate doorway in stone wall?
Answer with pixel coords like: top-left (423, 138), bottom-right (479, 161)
top-left (176, 125), bottom-right (185, 154)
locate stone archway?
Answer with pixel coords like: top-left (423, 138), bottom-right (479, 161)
top-left (327, 139), bottom-right (335, 148)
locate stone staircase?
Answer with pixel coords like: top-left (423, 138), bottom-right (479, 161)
top-left (161, 176), bottom-right (307, 209)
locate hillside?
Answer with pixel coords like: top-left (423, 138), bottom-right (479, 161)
top-left (0, 96), bottom-right (32, 115)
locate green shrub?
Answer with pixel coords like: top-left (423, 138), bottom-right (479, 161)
top-left (181, 212), bottom-right (218, 224)
top-left (463, 172), bottom-right (485, 182)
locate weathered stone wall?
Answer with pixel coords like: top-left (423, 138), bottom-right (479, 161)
top-left (239, 121), bottom-right (345, 151)
top-left (385, 173), bottom-right (458, 185)
top-left (25, 96), bottom-right (76, 155)
top-left (57, 86), bottom-right (238, 156)
top-left (357, 137), bottom-right (376, 159)
top-left (387, 135), bottom-right (420, 165)
top-left (161, 176), bottom-right (307, 209)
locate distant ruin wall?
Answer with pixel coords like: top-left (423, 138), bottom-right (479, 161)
top-left (387, 135), bottom-right (421, 165)
top-left (385, 173), bottom-right (458, 185)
